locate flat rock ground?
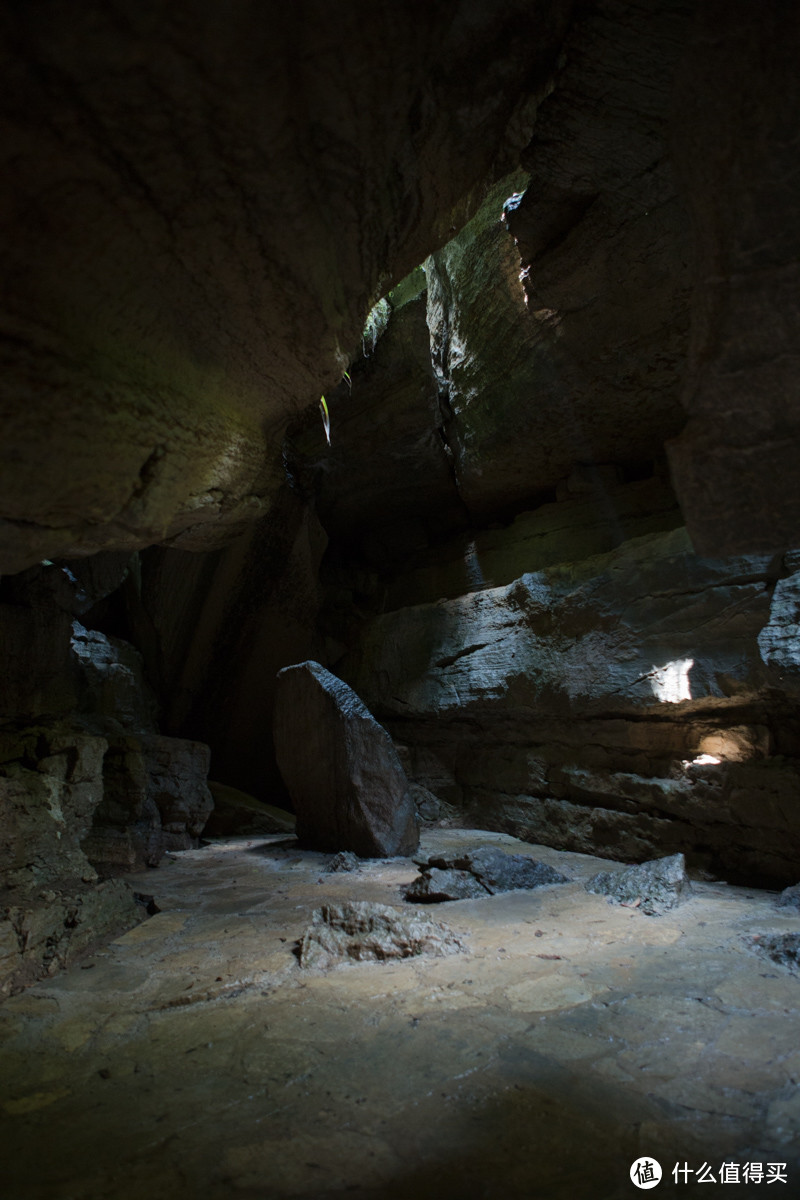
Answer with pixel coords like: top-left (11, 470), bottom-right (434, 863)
top-left (1, 830), bottom-right (799, 1200)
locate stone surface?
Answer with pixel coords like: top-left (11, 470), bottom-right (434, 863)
top-left (408, 846), bottom-right (568, 903)
top-left (0, 728), bottom-right (142, 997)
top-left (753, 932), bottom-right (800, 974)
top-left (0, 0), bottom-right (572, 572)
top-left (326, 851), bottom-right (360, 874)
top-left (131, 487), bottom-right (329, 802)
top-left (273, 661), bottom-right (418, 857)
top-left (436, 1), bottom-right (691, 522)
top-left (83, 735), bottom-right (213, 875)
top-left (666, 1), bottom-right (800, 554)
top-left (297, 900), bottom-right (465, 969)
top-left (586, 853), bottom-right (692, 916)
top-left (450, 846), bottom-right (569, 893)
top-left (341, 527), bottom-right (800, 884)
top-left (2, 828), bottom-right (799, 1199)
top-left (288, 288), bottom-right (466, 570)
top-left (202, 781), bottom-right (295, 838)
top-left (405, 868), bottom-right (489, 903)
top-left (776, 884), bottom-right (800, 912)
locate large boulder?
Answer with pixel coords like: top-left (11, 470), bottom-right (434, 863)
top-left (273, 661), bottom-right (418, 857)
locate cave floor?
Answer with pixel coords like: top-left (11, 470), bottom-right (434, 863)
top-left (1, 829), bottom-right (799, 1200)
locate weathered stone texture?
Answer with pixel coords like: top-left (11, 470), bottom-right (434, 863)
top-left (406, 845), bottom-right (568, 902)
top-left (0, 0), bottom-right (573, 572)
top-left (297, 900), bottom-right (465, 968)
top-left (274, 661), bottom-right (418, 858)
top-left (667, 1), bottom-right (800, 554)
top-left (0, 728), bottom-right (142, 997)
top-left (82, 735), bottom-right (213, 875)
top-left (586, 852), bottom-right (691, 916)
top-left (432, 0), bottom-right (692, 522)
top-left (343, 529), bottom-right (800, 884)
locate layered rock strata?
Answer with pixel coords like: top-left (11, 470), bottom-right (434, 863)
top-left (343, 529), bottom-right (800, 885)
top-left (0, 557), bottom-right (213, 994)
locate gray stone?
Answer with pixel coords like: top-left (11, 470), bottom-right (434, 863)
top-left (586, 852), bottom-right (692, 916)
top-left (273, 661), bottom-right (418, 857)
top-left (70, 622), bottom-right (158, 733)
top-left (406, 846), bottom-right (568, 903)
top-left (451, 847), bottom-right (569, 893)
top-left (752, 932), bottom-right (800, 974)
top-left (1, 878), bottom-right (141, 999)
top-left (0, 2), bottom-right (572, 573)
top-left (82, 734), bottom-right (213, 875)
top-left (203, 781), bottom-right (296, 838)
top-left (327, 851), bottom-right (360, 874)
top-left (410, 783), bottom-right (456, 825)
top-left (776, 883), bottom-right (800, 911)
top-left (405, 867), bottom-right (489, 903)
top-left (297, 900), bottom-right (465, 969)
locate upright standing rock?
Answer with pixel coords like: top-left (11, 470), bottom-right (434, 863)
top-left (273, 661), bottom-right (418, 857)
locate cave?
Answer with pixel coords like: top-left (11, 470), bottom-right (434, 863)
top-left (2, 1), bottom-right (800, 1196)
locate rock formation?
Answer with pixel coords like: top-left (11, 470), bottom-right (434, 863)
top-left (0, 558), bottom-right (213, 994)
top-left (297, 900), bottom-right (465, 968)
top-left (586, 852), bottom-right (692, 916)
top-left (273, 661), bottom-right (418, 857)
top-left (2, 1), bottom-right (800, 993)
top-left (406, 846), bottom-right (568, 903)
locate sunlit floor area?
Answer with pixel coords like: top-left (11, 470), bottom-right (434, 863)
top-left (2, 830), bottom-right (799, 1200)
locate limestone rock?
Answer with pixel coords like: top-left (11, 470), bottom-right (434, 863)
top-left (1, 878), bottom-right (141, 999)
top-left (451, 847), bottom-right (568, 893)
top-left (776, 884), bottom-right (800, 911)
top-left (0, 730), bottom-right (107, 889)
top-left (0, 1), bottom-right (572, 572)
top-left (70, 622), bottom-right (158, 734)
top-left (586, 853), bottom-right (691, 916)
top-left (345, 529), bottom-right (775, 722)
top-left (406, 846), bottom-right (568, 903)
top-left (83, 734), bottom-right (213, 874)
top-left (410, 784), bottom-right (456, 825)
top-left (666, 2), bottom-right (800, 554)
top-left (326, 851), bottom-right (360, 874)
top-left (297, 900), bottom-right (465, 968)
top-left (0, 728), bottom-right (143, 996)
top-left (273, 661), bottom-right (418, 857)
top-left (752, 932), bottom-right (800, 974)
top-left (405, 868), bottom-right (489, 903)
top-left (757, 571), bottom-right (800, 689)
top-left (203, 781), bottom-right (295, 838)
top-left (429, 0), bottom-right (691, 522)
top-left (289, 290), bottom-right (465, 570)
top-left (340, 528), bottom-right (800, 883)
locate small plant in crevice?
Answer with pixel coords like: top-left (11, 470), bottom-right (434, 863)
top-left (319, 370), bottom-right (353, 446)
top-left (319, 394), bottom-right (331, 446)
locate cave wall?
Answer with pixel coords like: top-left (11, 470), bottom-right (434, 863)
top-left (0, 0), bottom-right (574, 573)
top-left (3, 0), bottom-right (800, 991)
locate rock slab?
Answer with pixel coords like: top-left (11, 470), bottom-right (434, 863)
top-left (274, 661), bottom-right (418, 857)
top-left (407, 845), bottom-right (569, 902)
top-left (586, 852), bottom-right (691, 916)
top-left (298, 900), bottom-right (465, 969)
